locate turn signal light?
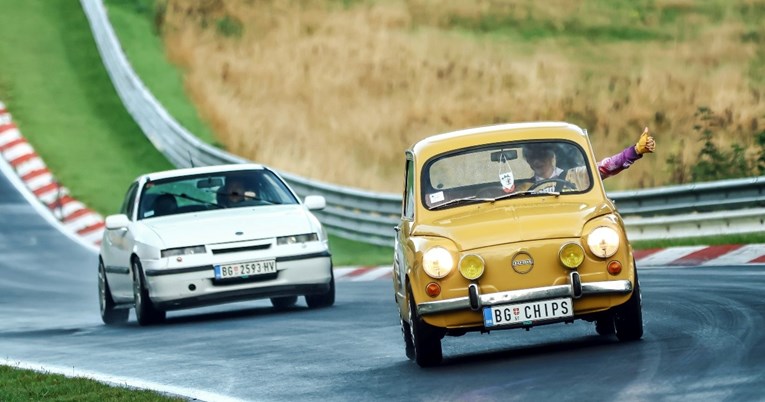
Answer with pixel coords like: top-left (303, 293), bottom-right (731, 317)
top-left (607, 260), bottom-right (622, 275)
top-left (425, 282), bottom-right (441, 297)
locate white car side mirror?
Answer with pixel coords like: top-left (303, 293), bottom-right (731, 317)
top-left (105, 214), bottom-right (130, 230)
top-left (303, 195), bottom-right (326, 211)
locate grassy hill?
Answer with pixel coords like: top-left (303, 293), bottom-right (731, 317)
top-left (152, 0), bottom-right (765, 192)
top-left (0, 0), bottom-right (172, 214)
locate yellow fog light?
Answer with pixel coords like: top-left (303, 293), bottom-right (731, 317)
top-left (559, 242), bottom-right (585, 269)
top-left (459, 254), bottom-right (485, 280)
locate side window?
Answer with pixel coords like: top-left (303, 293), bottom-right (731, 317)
top-left (402, 158), bottom-right (415, 220)
top-left (119, 182), bottom-right (138, 218)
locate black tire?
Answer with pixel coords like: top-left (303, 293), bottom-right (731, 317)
top-left (408, 285), bottom-right (443, 367)
top-left (614, 270), bottom-right (643, 341)
top-left (595, 316), bottom-right (615, 336)
top-left (305, 269), bottom-right (335, 308)
top-left (132, 259), bottom-right (166, 326)
top-left (400, 316), bottom-right (415, 360)
top-left (98, 259), bottom-right (128, 325)
top-left (271, 295), bottom-right (298, 310)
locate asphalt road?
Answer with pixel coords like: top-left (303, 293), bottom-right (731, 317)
top-left (1, 170), bottom-right (764, 402)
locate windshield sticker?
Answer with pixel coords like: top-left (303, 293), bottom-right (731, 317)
top-left (497, 150), bottom-right (516, 193)
top-left (429, 191), bottom-right (445, 203)
top-left (499, 171), bottom-right (515, 193)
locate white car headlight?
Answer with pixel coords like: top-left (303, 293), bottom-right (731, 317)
top-left (277, 233), bottom-right (319, 245)
top-left (587, 226), bottom-right (620, 258)
top-left (422, 247), bottom-right (454, 279)
top-left (161, 245), bottom-right (206, 258)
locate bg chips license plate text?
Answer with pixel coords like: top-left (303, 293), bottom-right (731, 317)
top-left (483, 298), bottom-right (573, 328)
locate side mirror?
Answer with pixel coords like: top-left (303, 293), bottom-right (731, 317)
top-left (303, 195), bottom-right (326, 211)
top-left (105, 214), bottom-right (130, 230)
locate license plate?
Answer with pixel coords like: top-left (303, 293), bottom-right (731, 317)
top-left (214, 259), bottom-right (277, 279)
top-left (483, 298), bottom-right (573, 328)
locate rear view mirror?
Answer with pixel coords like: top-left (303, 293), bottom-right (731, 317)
top-left (197, 177), bottom-right (224, 188)
top-left (490, 149), bottom-right (518, 162)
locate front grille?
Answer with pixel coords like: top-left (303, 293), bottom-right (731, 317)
top-left (211, 243), bottom-right (271, 255)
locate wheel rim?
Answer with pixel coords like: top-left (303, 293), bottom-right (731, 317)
top-left (132, 263), bottom-right (142, 314)
top-left (408, 295), bottom-right (419, 355)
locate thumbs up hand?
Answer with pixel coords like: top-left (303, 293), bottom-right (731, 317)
top-left (635, 127), bottom-right (655, 154)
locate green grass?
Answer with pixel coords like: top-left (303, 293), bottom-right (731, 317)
top-left (0, 0), bottom-right (172, 214)
top-left (329, 235), bottom-right (392, 266)
top-left (0, 365), bottom-right (183, 402)
top-left (425, 0), bottom-right (765, 45)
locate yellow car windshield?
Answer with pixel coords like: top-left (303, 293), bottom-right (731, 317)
top-left (422, 140), bottom-right (593, 210)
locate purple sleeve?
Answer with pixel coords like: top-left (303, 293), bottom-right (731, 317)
top-left (597, 145), bottom-right (642, 179)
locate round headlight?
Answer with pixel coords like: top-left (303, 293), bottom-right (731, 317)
top-left (559, 242), bottom-right (585, 269)
top-left (422, 247), bottom-right (454, 278)
top-left (459, 254), bottom-right (485, 280)
top-left (587, 226), bottom-right (620, 258)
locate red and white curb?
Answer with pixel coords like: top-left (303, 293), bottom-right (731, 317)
top-left (335, 244), bottom-right (765, 281)
top-left (634, 244), bottom-right (765, 267)
top-left (0, 101), bottom-right (105, 246)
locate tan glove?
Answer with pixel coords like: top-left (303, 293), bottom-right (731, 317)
top-left (635, 127), bottom-right (655, 154)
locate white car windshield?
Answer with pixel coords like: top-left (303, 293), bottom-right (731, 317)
top-left (138, 170), bottom-right (299, 219)
top-left (422, 140), bottom-right (592, 210)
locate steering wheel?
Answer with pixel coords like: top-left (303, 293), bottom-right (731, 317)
top-left (528, 178), bottom-right (577, 193)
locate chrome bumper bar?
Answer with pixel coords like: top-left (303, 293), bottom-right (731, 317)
top-left (417, 277), bottom-right (633, 316)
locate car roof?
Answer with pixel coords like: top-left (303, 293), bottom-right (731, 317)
top-left (138, 163), bottom-right (267, 182)
top-left (409, 122), bottom-right (588, 161)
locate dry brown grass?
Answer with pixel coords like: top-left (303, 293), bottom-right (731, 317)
top-left (159, 0), bottom-right (765, 193)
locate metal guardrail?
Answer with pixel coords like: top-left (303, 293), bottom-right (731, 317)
top-left (81, 0), bottom-right (765, 246)
top-left (609, 176), bottom-right (765, 215)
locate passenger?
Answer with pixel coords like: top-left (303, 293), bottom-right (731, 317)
top-left (522, 127), bottom-right (656, 191)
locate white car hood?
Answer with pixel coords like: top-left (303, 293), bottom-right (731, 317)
top-left (142, 206), bottom-right (316, 248)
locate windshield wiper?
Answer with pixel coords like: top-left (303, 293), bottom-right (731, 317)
top-left (491, 190), bottom-right (559, 201)
top-left (430, 196), bottom-right (493, 210)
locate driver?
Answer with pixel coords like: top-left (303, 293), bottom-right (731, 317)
top-left (220, 178), bottom-right (256, 207)
top-left (522, 127), bottom-right (656, 191)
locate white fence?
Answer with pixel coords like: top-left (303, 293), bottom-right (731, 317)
top-left (81, 0), bottom-right (765, 246)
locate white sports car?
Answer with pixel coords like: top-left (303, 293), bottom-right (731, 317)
top-left (98, 164), bottom-right (334, 326)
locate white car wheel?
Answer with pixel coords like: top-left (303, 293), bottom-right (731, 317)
top-left (98, 259), bottom-right (128, 325)
top-left (305, 269), bottom-right (335, 308)
top-left (132, 259), bottom-right (166, 326)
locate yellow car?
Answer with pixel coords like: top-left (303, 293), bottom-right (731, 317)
top-left (393, 122), bottom-right (643, 367)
